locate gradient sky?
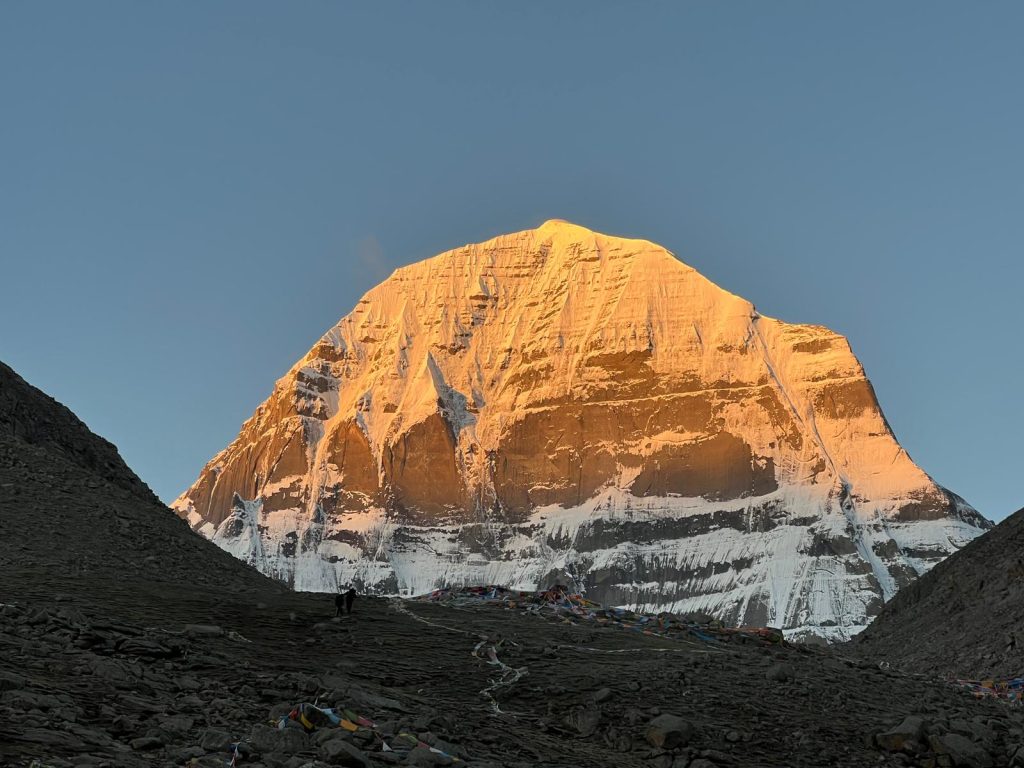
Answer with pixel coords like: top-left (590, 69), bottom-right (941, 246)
top-left (2, 3), bottom-right (1021, 520)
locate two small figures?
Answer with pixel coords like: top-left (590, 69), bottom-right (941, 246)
top-left (335, 587), bottom-right (357, 617)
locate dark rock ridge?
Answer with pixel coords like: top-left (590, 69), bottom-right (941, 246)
top-left (857, 505), bottom-right (1024, 679)
top-left (0, 361), bottom-right (157, 504)
top-left (172, 220), bottom-right (989, 640)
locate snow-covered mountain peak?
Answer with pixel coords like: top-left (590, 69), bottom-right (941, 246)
top-left (174, 223), bottom-right (989, 641)
top-left (531, 218), bottom-right (662, 255)
top-left (386, 220), bottom-right (695, 290)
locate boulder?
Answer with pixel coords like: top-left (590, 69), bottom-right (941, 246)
top-left (174, 694), bottom-right (204, 713)
top-left (322, 739), bottom-right (371, 766)
top-left (276, 726), bottom-right (311, 754)
top-left (592, 687), bottom-right (614, 703)
top-left (764, 663), bottom-right (794, 682)
top-left (929, 732), bottom-right (994, 768)
top-left (646, 714), bottom-right (695, 749)
top-left (876, 716), bottom-right (928, 753)
top-left (130, 736), bottom-right (164, 750)
top-left (200, 728), bottom-right (233, 752)
top-left (251, 725), bottom-right (310, 755)
top-left (0, 670), bottom-right (26, 691)
top-left (250, 725), bottom-right (280, 755)
top-left (176, 676), bottom-right (202, 691)
top-left (564, 705), bottom-right (601, 736)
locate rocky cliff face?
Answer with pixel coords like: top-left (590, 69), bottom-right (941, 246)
top-left (173, 220), bottom-right (988, 640)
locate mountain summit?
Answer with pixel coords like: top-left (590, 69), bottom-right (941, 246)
top-left (174, 222), bottom-right (987, 639)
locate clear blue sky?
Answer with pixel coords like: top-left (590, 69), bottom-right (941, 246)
top-left (2, 3), bottom-right (1021, 520)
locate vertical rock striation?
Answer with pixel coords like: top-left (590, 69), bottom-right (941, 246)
top-left (173, 221), bottom-right (988, 640)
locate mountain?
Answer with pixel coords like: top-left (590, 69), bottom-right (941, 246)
top-left (173, 220), bottom-right (988, 640)
top-left (0, 360), bottom-right (159, 506)
top-left (0, 360), bottom-right (280, 605)
top-left (856, 505), bottom-right (1024, 679)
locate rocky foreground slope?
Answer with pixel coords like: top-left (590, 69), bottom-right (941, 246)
top-left (174, 220), bottom-right (987, 640)
top-left (1, 361), bottom-right (1021, 768)
top-left (857, 505), bottom-right (1024, 680)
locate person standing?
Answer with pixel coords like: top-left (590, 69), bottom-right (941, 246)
top-left (344, 587), bottom-right (356, 615)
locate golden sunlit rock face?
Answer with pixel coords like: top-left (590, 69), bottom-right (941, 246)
top-left (173, 220), bottom-right (988, 640)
